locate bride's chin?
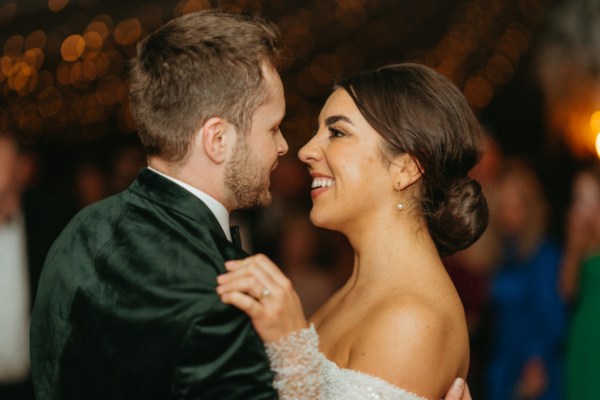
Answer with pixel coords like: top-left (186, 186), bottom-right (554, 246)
top-left (309, 209), bottom-right (336, 231)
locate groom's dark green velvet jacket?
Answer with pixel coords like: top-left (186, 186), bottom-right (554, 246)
top-left (30, 168), bottom-right (277, 400)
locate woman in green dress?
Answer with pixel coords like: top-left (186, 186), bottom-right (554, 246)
top-left (561, 162), bottom-right (600, 400)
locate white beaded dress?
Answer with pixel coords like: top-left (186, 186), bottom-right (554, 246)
top-left (265, 325), bottom-right (426, 400)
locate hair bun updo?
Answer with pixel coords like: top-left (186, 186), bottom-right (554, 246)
top-left (427, 176), bottom-right (488, 257)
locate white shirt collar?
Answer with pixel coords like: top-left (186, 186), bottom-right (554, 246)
top-left (0, 209), bottom-right (31, 380)
top-left (147, 167), bottom-right (231, 241)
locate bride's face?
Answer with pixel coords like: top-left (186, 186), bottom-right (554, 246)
top-left (298, 88), bottom-right (396, 232)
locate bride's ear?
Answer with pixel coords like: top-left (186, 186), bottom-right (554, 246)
top-left (392, 154), bottom-right (422, 192)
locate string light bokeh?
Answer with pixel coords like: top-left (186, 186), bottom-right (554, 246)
top-left (3, 0), bottom-right (598, 160)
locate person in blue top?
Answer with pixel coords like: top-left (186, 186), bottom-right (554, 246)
top-left (487, 159), bottom-right (566, 400)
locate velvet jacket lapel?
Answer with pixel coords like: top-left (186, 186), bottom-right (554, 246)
top-left (130, 168), bottom-right (248, 270)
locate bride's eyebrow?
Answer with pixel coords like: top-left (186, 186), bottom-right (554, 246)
top-left (325, 115), bottom-right (353, 126)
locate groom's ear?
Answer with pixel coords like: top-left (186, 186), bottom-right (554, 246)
top-left (200, 117), bottom-right (230, 164)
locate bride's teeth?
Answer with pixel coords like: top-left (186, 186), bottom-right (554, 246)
top-left (312, 178), bottom-right (335, 189)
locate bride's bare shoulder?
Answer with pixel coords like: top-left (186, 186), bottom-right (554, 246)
top-left (346, 295), bottom-right (469, 400)
top-left (309, 285), bottom-right (348, 326)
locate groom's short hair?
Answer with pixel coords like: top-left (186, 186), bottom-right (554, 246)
top-left (129, 10), bottom-right (283, 164)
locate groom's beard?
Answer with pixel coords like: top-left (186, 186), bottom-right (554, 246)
top-left (224, 140), bottom-right (273, 211)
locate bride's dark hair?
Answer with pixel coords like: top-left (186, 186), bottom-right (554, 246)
top-left (337, 63), bottom-right (488, 256)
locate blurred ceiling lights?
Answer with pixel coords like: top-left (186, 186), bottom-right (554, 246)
top-left (0, 0), bottom-right (554, 154)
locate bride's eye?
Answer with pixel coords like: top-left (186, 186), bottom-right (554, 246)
top-left (329, 127), bottom-right (344, 138)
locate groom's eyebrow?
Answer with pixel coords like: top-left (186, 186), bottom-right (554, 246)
top-left (325, 115), bottom-right (353, 126)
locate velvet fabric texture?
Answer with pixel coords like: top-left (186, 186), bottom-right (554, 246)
top-left (30, 168), bottom-right (277, 399)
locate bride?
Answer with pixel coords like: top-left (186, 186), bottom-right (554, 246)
top-left (216, 63), bottom-right (488, 399)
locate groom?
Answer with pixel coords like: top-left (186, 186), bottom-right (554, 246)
top-left (30, 10), bottom-right (471, 400)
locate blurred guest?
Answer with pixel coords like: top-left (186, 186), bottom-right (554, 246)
top-left (487, 159), bottom-right (565, 400)
top-left (0, 131), bottom-right (68, 400)
top-left (447, 133), bottom-right (503, 330)
top-left (445, 133), bottom-right (503, 399)
top-left (561, 161), bottom-right (600, 400)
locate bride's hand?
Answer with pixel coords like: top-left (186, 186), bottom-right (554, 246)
top-left (216, 253), bottom-right (308, 343)
top-left (443, 378), bottom-right (471, 400)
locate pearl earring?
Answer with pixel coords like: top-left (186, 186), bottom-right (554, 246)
top-left (397, 203), bottom-right (404, 211)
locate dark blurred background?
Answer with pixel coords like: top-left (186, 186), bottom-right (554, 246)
top-left (1, 0), bottom-right (599, 234)
top-left (2, 1), bottom-right (600, 399)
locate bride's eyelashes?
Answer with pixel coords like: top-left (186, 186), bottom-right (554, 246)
top-left (328, 127), bottom-right (346, 138)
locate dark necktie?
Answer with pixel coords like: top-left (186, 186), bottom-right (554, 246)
top-left (230, 225), bottom-right (243, 250)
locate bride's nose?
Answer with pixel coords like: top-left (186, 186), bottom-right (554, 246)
top-left (298, 135), bottom-right (321, 164)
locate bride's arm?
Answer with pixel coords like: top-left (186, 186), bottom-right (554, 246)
top-left (216, 254), bottom-right (470, 400)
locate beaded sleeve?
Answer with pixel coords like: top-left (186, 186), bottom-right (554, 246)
top-left (264, 325), bottom-right (426, 400)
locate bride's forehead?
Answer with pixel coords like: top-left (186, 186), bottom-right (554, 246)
top-left (318, 89), bottom-right (359, 122)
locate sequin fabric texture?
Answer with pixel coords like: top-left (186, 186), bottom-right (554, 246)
top-left (265, 325), bottom-right (426, 400)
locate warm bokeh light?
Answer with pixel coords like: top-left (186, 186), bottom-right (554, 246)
top-left (25, 31), bottom-right (48, 51)
top-left (486, 55), bottom-right (514, 85)
top-left (69, 60), bottom-right (83, 86)
top-left (0, 3), bottom-right (17, 27)
top-left (56, 61), bottom-right (71, 85)
top-left (61, 35), bottom-right (85, 62)
top-left (181, 0), bottom-right (212, 15)
top-left (419, 0), bottom-right (541, 112)
top-left (0, 0), bottom-right (554, 145)
top-left (12, 63), bottom-right (33, 92)
top-left (118, 102), bottom-right (136, 132)
top-left (556, 108), bottom-right (600, 158)
top-left (83, 31), bottom-right (103, 50)
top-left (96, 74), bottom-right (125, 106)
top-left (1, 56), bottom-right (14, 76)
top-left (464, 76), bottom-right (494, 109)
top-left (82, 54), bottom-right (98, 81)
top-left (590, 111), bottom-right (600, 134)
top-left (336, 0), bottom-right (366, 13)
top-left (86, 20), bottom-right (111, 40)
top-left (4, 35), bottom-right (24, 57)
top-left (23, 48), bottom-right (44, 71)
top-left (88, 51), bottom-right (109, 78)
top-left (114, 18), bottom-right (143, 46)
top-left (48, 0), bottom-right (70, 13)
